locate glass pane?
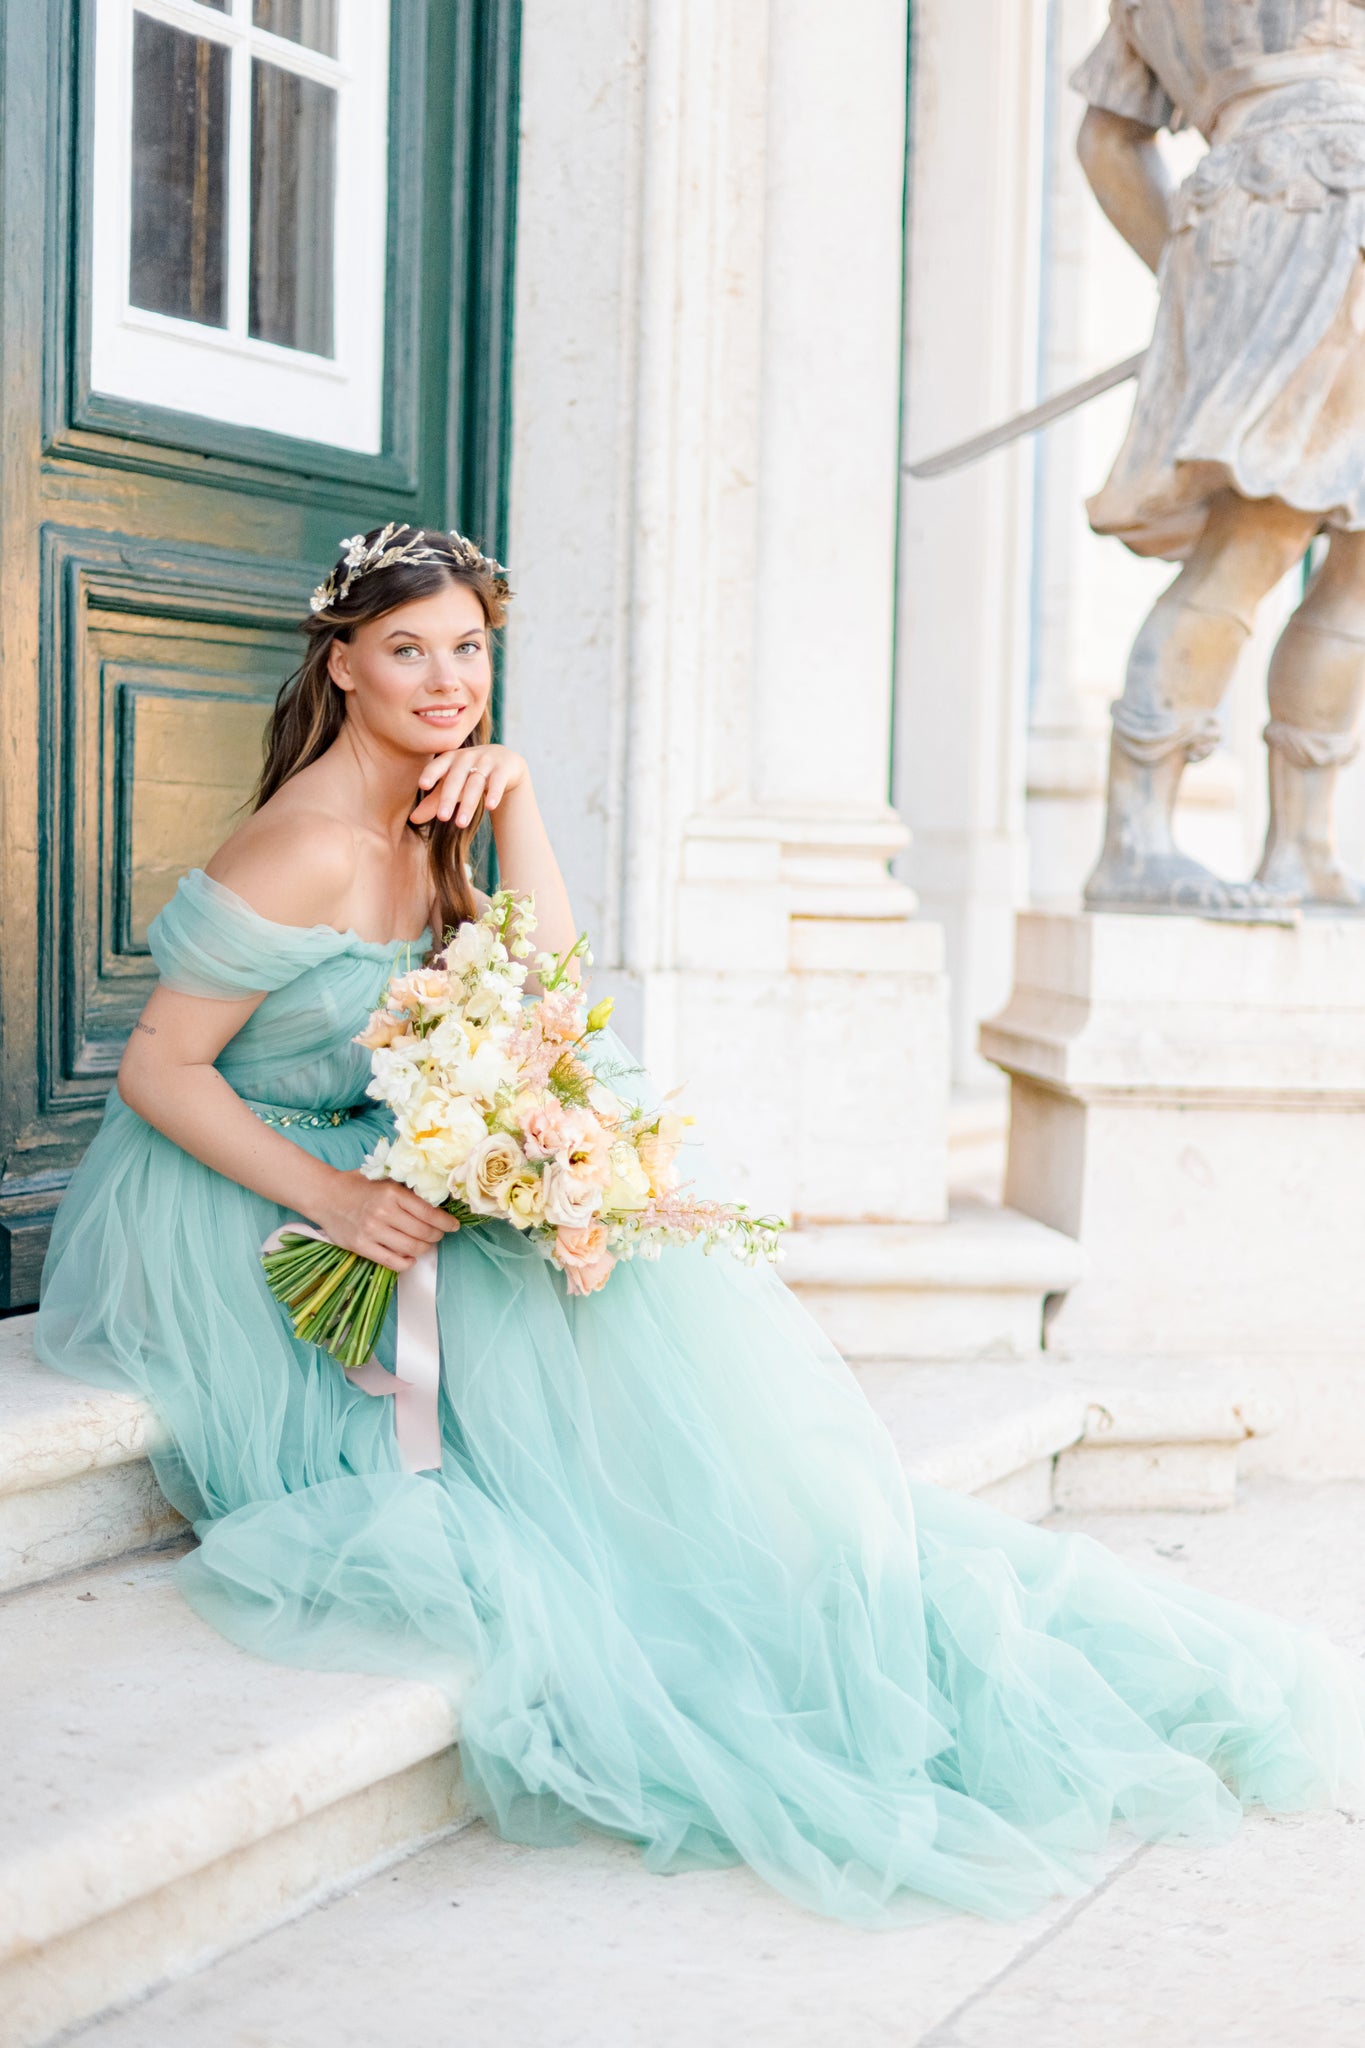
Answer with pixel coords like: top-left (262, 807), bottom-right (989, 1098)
top-left (129, 14), bottom-right (229, 328)
top-left (249, 62), bottom-right (336, 356)
top-left (252, 0), bottom-right (338, 56)
top-left (197, 0), bottom-right (230, 11)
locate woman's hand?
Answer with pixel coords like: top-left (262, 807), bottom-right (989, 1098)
top-left (410, 743), bottom-right (529, 829)
top-left (313, 1170), bottom-right (461, 1272)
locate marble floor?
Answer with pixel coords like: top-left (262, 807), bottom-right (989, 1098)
top-left (75, 1480), bottom-right (1365, 2048)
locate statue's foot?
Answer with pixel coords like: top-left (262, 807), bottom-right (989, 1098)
top-left (1256, 845), bottom-right (1365, 913)
top-left (1084, 848), bottom-right (1298, 924)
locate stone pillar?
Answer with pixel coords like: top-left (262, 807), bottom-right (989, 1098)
top-left (507, 0), bottom-right (949, 1226)
top-left (622, 0), bottom-right (949, 1224)
top-left (893, 0), bottom-right (1048, 1090)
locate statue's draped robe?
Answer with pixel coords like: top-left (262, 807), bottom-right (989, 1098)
top-left (1076, 0), bottom-right (1365, 557)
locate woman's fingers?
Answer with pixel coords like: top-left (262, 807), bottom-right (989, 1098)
top-left (416, 750), bottom-right (458, 791)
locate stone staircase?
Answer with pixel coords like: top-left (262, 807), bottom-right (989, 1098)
top-left (0, 1234), bottom-right (1282, 2045)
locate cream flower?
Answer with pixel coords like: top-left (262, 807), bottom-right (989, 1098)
top-left (450, 1037), bottom-right (518, 1105)
top-left (463, 1132), bottom-right (527, 1215)
top-left (445, 921), bottom-right (498, 972)
top-left (542, 1160), bottom-right (605, 1227)
top-left (388, 1093), bottom-right (488, 1205)
top-left (602, 1139), bottom-right (651, 1213)
top-left (386, 1133), bottom-right (454, 1207)
top-left (503, 1165), bottom-right (548, 1230)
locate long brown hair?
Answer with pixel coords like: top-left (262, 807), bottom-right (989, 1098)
top-left (254, 526), bottom-right (511, 943)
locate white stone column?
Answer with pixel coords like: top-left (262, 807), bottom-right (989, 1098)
top-left (508, 0), bottom-right (948, 1227)
top-left (628, 0), bottom-right (948, 1224)
top-left (892, 0), bottom-right (1048, 1090)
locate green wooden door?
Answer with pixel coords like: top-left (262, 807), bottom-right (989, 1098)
top-left (0, 0), bottom-right (520, 1306)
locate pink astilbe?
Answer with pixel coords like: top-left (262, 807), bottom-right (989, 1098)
top-left (637, 1191), bottom-right (735, 1232)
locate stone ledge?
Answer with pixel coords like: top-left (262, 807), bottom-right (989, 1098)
top-left (782, 1203), bottom-right (1082, 1292)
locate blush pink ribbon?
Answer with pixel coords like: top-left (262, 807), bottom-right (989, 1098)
top-left (262, 1224), bottom-right (444, 1474)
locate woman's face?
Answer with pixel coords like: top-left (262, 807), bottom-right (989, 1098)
top-left (327, 580), bottom-right (492, 757)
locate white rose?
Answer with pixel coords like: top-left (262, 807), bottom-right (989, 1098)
top-left (542, 1160), bottom-right (605, 1227)
top-left (463, 1132), bottom-right (527, 1215)
top-left (601, 1140), bottom-right (650, 1214)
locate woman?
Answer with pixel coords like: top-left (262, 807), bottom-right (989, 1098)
top-left (35, 525), bottom-right (1365, 1929)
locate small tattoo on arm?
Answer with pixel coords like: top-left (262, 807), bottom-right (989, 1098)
top-left (133, 1021), bottom-right (157, 1036)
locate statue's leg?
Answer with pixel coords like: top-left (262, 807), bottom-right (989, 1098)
top-left (1085, 490), bottom-right (1320, 917)
top-left (1255, 526), bottom-right (1365, 909)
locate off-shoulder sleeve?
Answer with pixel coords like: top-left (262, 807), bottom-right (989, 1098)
top-left (147, 869), bottom-right (346, 998)
top-left (1070, 4), bottom-right (1174, 131)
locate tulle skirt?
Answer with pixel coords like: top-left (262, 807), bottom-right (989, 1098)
top-left (35, 1089), bottom-right (1365, 1928)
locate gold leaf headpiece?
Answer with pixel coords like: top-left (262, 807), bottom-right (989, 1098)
top-left (309, 523), bottom-right (511, 615)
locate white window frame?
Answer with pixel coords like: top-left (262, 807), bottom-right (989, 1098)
top-left (90, 0), bottom-right (390, 454)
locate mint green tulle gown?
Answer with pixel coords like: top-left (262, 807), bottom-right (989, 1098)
top-left (35, 869), bottom-right (1365, 1927)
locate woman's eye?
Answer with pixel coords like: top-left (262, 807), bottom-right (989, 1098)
top-left (394, 644), bottom-right (422, 658)
top-left (457, 640), bottom-right (480, 656)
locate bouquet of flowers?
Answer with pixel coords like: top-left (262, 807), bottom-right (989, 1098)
top-left (262, 891), bottom-right (785, 1370)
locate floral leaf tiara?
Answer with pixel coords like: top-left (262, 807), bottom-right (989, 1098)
top-left (309, 522), bottom-right (511, 615)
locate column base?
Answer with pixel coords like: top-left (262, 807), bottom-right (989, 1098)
top-left (982, 911), bottom-right (1365, 1471)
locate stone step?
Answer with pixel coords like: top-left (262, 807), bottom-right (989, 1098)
top-left (0, 1339), bottom-right (1283, 2042)
top-left (782, 1201), bottom-right (1084, 1362)
top-left (0, 1320), bottom-right (186, 1595)
top-left (0, 1553), bottom-right (465, 2048)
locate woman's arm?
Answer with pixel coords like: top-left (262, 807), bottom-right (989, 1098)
top-left (411, 745), bottom-right (578, 959)
top-left (117, 982), bottom-right (458, 1272)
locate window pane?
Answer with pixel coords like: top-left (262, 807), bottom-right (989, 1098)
top-left (252, 0), bottom-right (338, 56)
top-left (129, 14), bottom-right (228, 328)
top-left (249, 62), bottom-right (336, 356)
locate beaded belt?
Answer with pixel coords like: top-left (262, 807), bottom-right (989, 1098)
top-left (247, 1102), bottom-right (365, 1130)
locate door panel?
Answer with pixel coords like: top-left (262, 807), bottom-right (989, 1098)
top-left (0, 0), bottom-right (521, 1305)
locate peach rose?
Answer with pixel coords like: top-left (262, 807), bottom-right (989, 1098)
top-left (387, 968), bottom-right (455, 1015)
top-left (554, 1223), bottom-right (616, 1296)
top-left (355, 1008), bottom-right (410, 1050)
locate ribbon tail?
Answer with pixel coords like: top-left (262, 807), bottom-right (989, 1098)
top-left (391, 1244), bottom-right (444, 1474)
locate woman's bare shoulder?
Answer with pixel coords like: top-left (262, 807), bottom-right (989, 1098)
top-left (205, 805), bottom-right (361, 929)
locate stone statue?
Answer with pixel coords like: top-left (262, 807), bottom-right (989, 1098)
top-left (1075, 0), bottom-right (1365, 915)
